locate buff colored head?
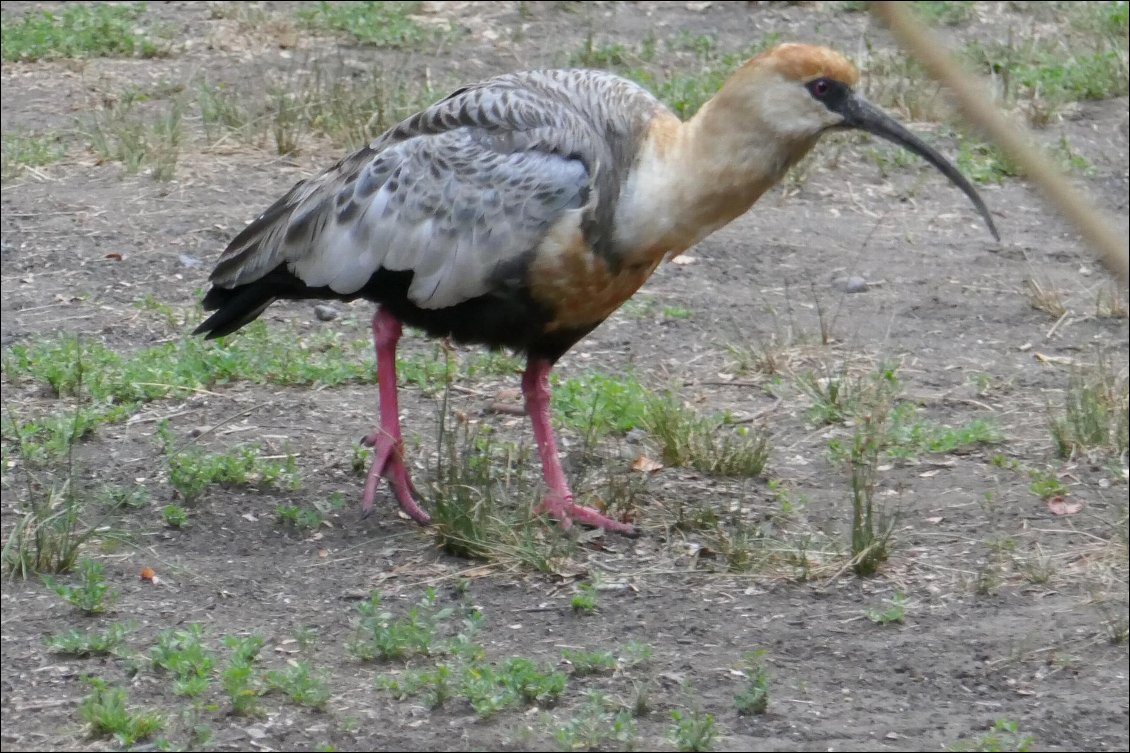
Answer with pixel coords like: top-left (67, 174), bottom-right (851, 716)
top-left (718, 43), bottom-right (998, 239)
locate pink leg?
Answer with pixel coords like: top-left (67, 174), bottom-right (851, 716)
top-left (360, 308), bottom-right (430, 525)
top-left (522, 358), bottom-right (638, 536)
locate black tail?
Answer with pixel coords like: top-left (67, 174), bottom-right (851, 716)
top-left (192, 282), bottom-right (278, 339)
top-left (193, 268), bottom-right (365, 339)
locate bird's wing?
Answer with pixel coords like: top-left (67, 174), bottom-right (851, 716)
top-left (208, 83), bottom-right (601, 310)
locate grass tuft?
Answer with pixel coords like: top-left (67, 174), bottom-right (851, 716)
top-left (1, 131), bottom-right (65, 181)
top-left (47, 622), bottom-right (131, 657)
top-left (644, 395), bottom-right (769, 477)
top-left (1, 3), bottom-right (169, 62)
top-left (670, 707), bottom-right (717, 752)
top-left (297, 1), bottom-right (453, 50)
top-left (734, 650), bottom-right (770, 715)
top-left (43, 558), bottom-right (116, 615)
top-left (1049, 354), bottom-right (1129, 459)
top-left (78, 677), bottom-right (163, 747)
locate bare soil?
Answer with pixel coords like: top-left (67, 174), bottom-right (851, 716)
top-left (2, 2), bottom-right (1127, 752)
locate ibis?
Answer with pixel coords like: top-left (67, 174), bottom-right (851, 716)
top-left (195, 43), bottom-right (998, 537)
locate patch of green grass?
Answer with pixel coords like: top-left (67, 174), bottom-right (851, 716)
top-left (621, 640), bottom-right (653, 668)
top-left (570, 32), bottom-right (779, 119)
top-left (465, 657), bottom-right (567, 718)
top-left (159, 421), bottom-right (300, 504)
top-left (350, 589), bottom-right (455, 662)
top-left (662, 306), bottom-right (692, 320)
top-left (381, 655), bottom-right (567, 718)
top-left (427, 411), bottom-right (549, 563)
top-left (99, 484), bottom-right (149, 511)
top-left (734, 650), bottom-right (770, 715)
top-left (278, 64), bottom-right (442, 152)
top-left (1072, 0), bottom-right (1130, 38)
top-left (424, 398), bottom-right (582, 570)
top-left (974, 43), bottom-right (1128, 104)
top-left (162, 504), bottom-right (189, 529)
top-left (1, 347), bottom-right (104, 578)
top-left (77, 677), bottom-right (163, 747)
top-left (821, 370), bottom-right (903, 577)
top-left (847, 415), bottom-right (894, 577)
top-left (670, 708), bottom-right (717, 752)
top-left (817, 368), bottom-right (1000, 464)
top-left (963, 29), bottom-right (1128, 127)
top-left (0, 328), bottom-right (515, 470)
top-left (264, 661), bottom-right (331, 710)
top-left (296, 1), bottom-right (452, 49)
top-left (910, 1), bottom-right (976, 25)
top-left (1027, 277), bottom-right (1069, 319)
top-left (955, 139), bottom-right (1022, 185)
top-left (151, 624), bottom-right (216, 698)
top-left (948, 719), bottom-right (1036, 752)
top-left (1028, 470), bottom-right (1068, 500)
top-left (885, 408), bottom-right (1003, 461)
top-left (1049, 356), bottom-right (1129, 459)
top-left (2, 325), bottom-right (376, 414)
top-left (1, 460), bottom-right (94, 577)
top-left (553, 372), bottom-right (651, 437)
top-left (644, 395), bottom-right (769, 477)
top-left (222, 635), bottom-right (266, 716)
top-left (1, 131), bottom-right (64, 181)
top-left (1, 3), bottom-right (169, 62)
top-left (275, 504), bottom-right (323, 531)
top-left (866, 592), bottom-right (908, 625)
top-left (1095, 283), bottom-right (1129, 319)
top-left (83, 89), bottom-right (184, 180)
top-left (797, 371), bottom-right (859, 425)
top-left (571, 583), bottom-right (598, 615)
top-left (562, 648), bottom-right (617, 676)
top-left (555, 691), bottom-right (637, 752)
top-left (767, 479), bottom-right (807, 519)
top-left (1, 406), bottom-right (123, 465)
top-left (197, 52), bottom-right (441, 154)
top-left (47, 622), bottom-right (131, 657)
top-left (43, 558), bottom-right (116, 615)
top-left (380, 662), bottom-right (458, 709)
top-left (197, 81), bottom-right (251, 143)
top-left (371, 597), bottom-right (569, 718)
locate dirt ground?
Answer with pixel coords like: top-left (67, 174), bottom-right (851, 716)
top-left (2, 2), bottom-right (1128, 751)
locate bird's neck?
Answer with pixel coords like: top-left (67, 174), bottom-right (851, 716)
top-left (613, 96), bottom-right (817, 265)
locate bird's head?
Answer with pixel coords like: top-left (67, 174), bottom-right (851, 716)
top-left (712, 43), bottom-right (999, 240)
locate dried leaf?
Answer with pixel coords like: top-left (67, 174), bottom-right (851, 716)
top-left (1034, 352), bottom-right (1073, 366)
top-left (631, 454), bottom-right (664, 473)
top-left (1046, 496), bottom-right (1082, 516)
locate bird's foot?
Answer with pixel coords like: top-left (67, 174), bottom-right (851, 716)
top-left (537, 494), bottom-right (638, 537)
top-left (361, 430), bottom-right (430, 525)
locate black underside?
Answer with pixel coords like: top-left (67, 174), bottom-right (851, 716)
top-left (193, 266), bottom-right (597, 364)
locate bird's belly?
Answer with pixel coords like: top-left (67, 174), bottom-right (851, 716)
top-left (527, 228), bottom-right (661, 333)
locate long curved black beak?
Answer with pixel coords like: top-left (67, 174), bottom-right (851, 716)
top-left (839, 94), bottom-right (1000, 241)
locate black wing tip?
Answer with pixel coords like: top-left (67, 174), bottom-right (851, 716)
top-left (192, 308), bottom-right (239, 340)
top-left (192, 284), bottom-right (275, 340)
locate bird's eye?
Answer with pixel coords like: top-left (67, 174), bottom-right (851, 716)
top-left (809, 78), bottom-right (831, 98)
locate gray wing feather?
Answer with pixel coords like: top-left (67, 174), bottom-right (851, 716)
top-left (210, 69), bottom-right (662, 309)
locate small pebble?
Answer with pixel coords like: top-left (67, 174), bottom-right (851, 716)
top-left (314, 304), bottom-right (339, 321)
top-left (834, 275), bottom-right (869, 294)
